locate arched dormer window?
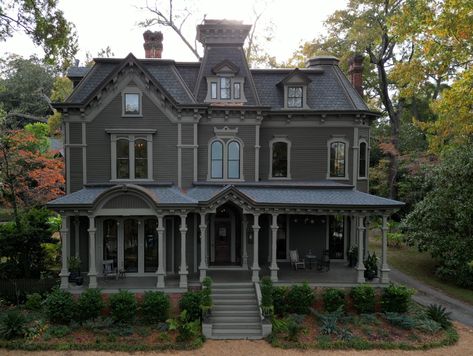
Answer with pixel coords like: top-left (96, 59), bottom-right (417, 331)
top-left (210, 140), bottom-right (224, 179)
top-left (358, 140), bottom-right (368, 179)
top-left (227, 141), bottom-right (241, 179)
top-left (328, 139), bottom-right (348, 179)
top-left (269, 138), bottom-right (291, 179)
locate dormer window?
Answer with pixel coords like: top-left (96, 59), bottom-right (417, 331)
top-left (220, 77), bottom-right (231, 99)
top-left (122, 87), bottom-right (142, 117)
top-left (234, 82), bottom-right (241, 99)
top-left (211, 82), bottom-right (218, 99)
top-left (287, 86), bottom-right (303, 108)
top-left (205, 60), bottom-right (247, 103)
top-left (278, 69), bottom-right (311, 109)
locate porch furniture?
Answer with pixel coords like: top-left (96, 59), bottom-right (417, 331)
top-left (305, 254), bottom-right (317, 269)
top-left (317, 250), bottom-right (330, 272)
top-left (290, 250), bottom-right (306, 270)
top-left (103, 259), bottom-right (118, 280)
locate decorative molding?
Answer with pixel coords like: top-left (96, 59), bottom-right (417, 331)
top-left (213, 126), bottom-right (239, 137)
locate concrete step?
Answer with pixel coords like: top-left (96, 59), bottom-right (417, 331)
top-left (212, 328), bottom-right (262, 336)
top-left (212, 293), bottom-right (255, 299)
top-left (212, 304), bottom-right (259, 312)
top-left (213, 298), bottom-right (256, 304)
top-left (210, 316), bottom-right (261, 323)
top-left (212, 283), bottom-right (253, 288)
top-left (209, 333), bottom-right (263, 340)
top-left (211, 310), bottom-right (260, 316)
top-left (213, 322), bottom-right (262, 330)
top-left (213, 288), bottom-right (254, 293)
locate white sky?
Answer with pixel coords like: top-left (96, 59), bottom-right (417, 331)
top-left (2, 0), bottom-right (347, 65)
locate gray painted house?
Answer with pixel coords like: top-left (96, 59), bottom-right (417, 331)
top-left (48, 19), bottom-right (402, 294)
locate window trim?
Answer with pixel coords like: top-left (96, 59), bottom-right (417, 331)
top-left (283, 85), bottom-right (309, 109)
top-left (207, 137), bottom-right (244, 181)
top-left (287, 86), bottom-right (303, 108)
top-left (205, 76), bottom-right (247, 103)
top-left (358, 139), bottom-right (368, 180)
top-left (269, 137), bottom-right (291, 179)
top-left (327, 137), bottom-right (349, 180)
top-left (121, 87), bottom-right (143, 117)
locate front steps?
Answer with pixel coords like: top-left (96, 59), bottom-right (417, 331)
top-left (206, 282), bottom-right (263, 339)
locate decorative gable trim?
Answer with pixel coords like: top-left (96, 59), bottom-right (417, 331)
top-left (277, 68), bottom-right (312, 86)
top-left (212, 60), bottom-right (240, 75)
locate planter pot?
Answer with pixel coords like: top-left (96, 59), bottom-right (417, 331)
top-left (68, 271), bottom-right (80, 283)
top-left (75, 276), bottom-right (84, 286)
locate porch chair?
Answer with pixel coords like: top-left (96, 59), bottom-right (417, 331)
top-left (103, 259), bottom-right (117, 280)
top-left (317, 250), bottom-right (330, 272)
top-left (289, 250), bottom-right (306, 270)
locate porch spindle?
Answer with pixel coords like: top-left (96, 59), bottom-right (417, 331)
top-left (88, 216), bottom-right (98, 288)
top-left (59, 215), bottom-right (70, 289)
top-left (179, 214), bottom-right (188, 288)
top-left (270, 213), bottom-right (279, 282)
top-left (380, 215), bottom-right (391, 283)
top-left (198, 212), bottom-right (208, 282)
top-left (356, 216), bottom-right (366, 283)
top-left (251, 213), bottom-right (261, 282)
top-left (156, 215), bottom-right (166, 288)
top-left (242, 215), bottom-right (248, 269)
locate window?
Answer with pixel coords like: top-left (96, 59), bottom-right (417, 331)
top-left (103, 219), bottom-right (118, 267)
top-left (144, 219), bottom-right (158, 272)
top-left (205, 76), bottom-right (245, 102)
top-left (227, 141), bottom-right (240, 179)
top-left (211, 141), bottom-right (223, 179)
top-left (359, 141), bottom-right (367, 178)
top-left (329, 141), bottom-right (347, 178)
top-left (211, 82), bottom-right (217, 99)
top-left (329, 216), bottom-right (345, 259)
top-left (271, 141), bottom-right (289, 178)
top-left (123, 219), bottom-right (138, 272)
top-left (123, 93), bottom-right (140, 115)
top-left (234, 82), bottom-right (241, 99)
top-left (287, 86), bottom-right (303, 108)
top-left (117, 139), bottom-right (130, 179)
top-left (220, 77), bottom-right (231, 99)
top-left (134, 139), bottom-right (148, 179)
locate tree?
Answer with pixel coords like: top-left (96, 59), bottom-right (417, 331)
top-left (402, 145), bottom-right (473, 288)
top-left (47, 76), bottom-right (73, 135)
top-left (0, 0), bottom-right (78, 69)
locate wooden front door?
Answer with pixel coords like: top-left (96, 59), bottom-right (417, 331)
top-left (214, 220), bottom-right (231, 264)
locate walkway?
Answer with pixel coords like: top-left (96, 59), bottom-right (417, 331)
top-left (390, 268), bottom-right (473, 327)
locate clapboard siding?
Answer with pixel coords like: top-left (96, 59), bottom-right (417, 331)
top-left (69, 123), bottom-right (82, 144)
top-left (181, 124), bottom-right (194, 145)
top-left (69, 148), bottom-right (83, 192)
top-left (181, 148), bottom-right (194, 188)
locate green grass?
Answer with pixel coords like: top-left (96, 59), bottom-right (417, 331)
top-left (369, 235), bottom-right (473, 306)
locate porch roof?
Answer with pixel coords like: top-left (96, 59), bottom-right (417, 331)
top-left (48, 182), bottom-right (403, 211)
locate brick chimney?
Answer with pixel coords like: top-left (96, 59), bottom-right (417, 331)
top-left (143, 30), bottom-right (163, 58)
top-left (348, 54), bottom-right (364, 96)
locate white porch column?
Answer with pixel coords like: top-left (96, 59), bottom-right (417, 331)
top-left (74, 216), bottom-right (80, 258)
top-left (251, 213), bottom-right (261, 282)
top-left (356, 216), bottom-right (366, 283)
top-left (88, 216), bottom-right (98, 288)
top-left (199, 212), bottom-right (208, 282)
top-left (179, 213), bottom-right (189, 288)
top-left (364, 217), bottom-right (370, 260)
top-left (59, 215), bottom-right (70, 289)
top-left (381, 215), bottom-right (391, 283)
top-left (156, 215), bottom-right (166, 288)
top-left (270, 213), bottom-right (279, 282)
top-left (242, 215), bottom-right (248, 269)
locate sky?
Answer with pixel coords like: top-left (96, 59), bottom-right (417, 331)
top-left (3, 0), bottom-right (347, 65)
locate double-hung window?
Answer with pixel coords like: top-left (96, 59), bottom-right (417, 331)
top-left (270, 139), bottom-right (291, 179)
top-left (287, 86), bottom-right (303, 108)
top-left (122, 89), bottom-right (142, 116)
top-left (329, 140), bottom-right (347, 179)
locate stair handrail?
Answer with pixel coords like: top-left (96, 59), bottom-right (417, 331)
top-left (254, 281), bottom-right (265, 322)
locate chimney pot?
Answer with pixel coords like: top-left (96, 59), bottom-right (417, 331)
top-left (348, 54), bottom-right (363, 96)
top-left (143, 30), bottom-right (163, 58)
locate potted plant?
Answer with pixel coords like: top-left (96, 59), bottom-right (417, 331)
top-left (364, 252), bottom-right (378, 281)
top-left (348, 246), bottom-right (358, 267)
top-left (68, 256), bottom-right (82, 285)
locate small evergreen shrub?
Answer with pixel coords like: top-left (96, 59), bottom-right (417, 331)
top-left (426, 304), bottom-right (452, 329)
top-left (286, 283), bottom-right (314, 314)
top-left (260, 277), bottom-right (274, 316)
top-left (415, 317), bottom-right (442, 333)
top-left (77, 288), bottom-right (105, 322)
top-left (272, 286), bottom-right (288, 316)
top-left (44, 288), bottom-right (76, 324)
top-left (384, 312), bottom-right (416, 329)
top-left (350, 285), bottom-right (375, 314)
top-left (286, 314), bottom-right (305, 341)
top-left (201, 277), bottom-right (213, 317)
top-left (25, 293), bottom-right (43, 311)
top-left (0, 310), bottom-right (27, 340)
top-left (140, 291), bottom-right (170, 324)
top-left (179, 291), bottom-right (203, 321)
top-left (109, 290), bottom-right (137, 324)
top-left (44, 325), bottom-right (71, 339)
top-left (381, 283), bottom-right (414, 313)
top-left (322, 288), bottom-right (345, 312)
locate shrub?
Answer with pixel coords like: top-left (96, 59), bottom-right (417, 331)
top-left (381, 283), bottom-right (414, 313)
top-left (77, 289), bottom-right (105, 322)
top-left (363, 252), bottom-right (378, 280)
top-left (272, 286), bottom-right (288, 316)
top-left (260, 277), bottom-right (274, 316)
top-left (286, 314), bottom-right (305, 341)
top-left (426, 304), bottom-right (452, 329)
top-left (286, 283), bottom-right (314, 314)
top-left (322, 288), bottom-right (345, 313)
top-left (25, 293), bottom-right (43, 311)
top-left (167, 310), bottom-right (200, 342)
top-left (140, 291), bottom-right (170, 324)
top-left (179, 291), bottom-right (202, 321)
top-left (44, 288), bottom-right (75, 324)
top-left (415, 317), bottom-right (442, 333)
top-left (350, 285), bottom-right (375, 314)
top-left (201, 277), bottom-right (213, 317)
top-left (314, 307), bottom-right (343, 336)
top-left (0, 310), bottom-right (27, 340)
top-left (384, 312), bottom-right (416, 329)
top-left (44, 325), bottom-right (71, 339)
top-left (109, 290), bottom-right (137, 324)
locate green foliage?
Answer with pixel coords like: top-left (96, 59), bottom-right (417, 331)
top-left (44, 288), bottom-right (75, 324)
top-left (272, 318), bottom-right (288, 333)
top-left (350, 285), bottom-right (375, 314)
top-left (24, 123), bottom-right (49, 152)
top-left (322, 288), bottom-right (345, 313)
top-left (381, 283), bottom-right (414, 313)
top-left (48, 77), bottom-right (73, 134)
top-left (25, 293), bottom-right (43, 311)
top-left (272, 286), bottom-right (288, 316)
top-left (108, 290), bottom-right (137, 324)
top-left (286, 283), bottom-right (314, 314)
top-left (384, 312), bottom-right (416, 329)
top-left (44, 325), bottom-right (71, 339)
top-left (286, 314), bottom-right (305, 342)
top-left (140, 291), bottom-right (170, 324)
top-left (402, 145), bottom-right (473, 288)
top-left (260, 276), bottom-right (273, 309)
top-left (179, 291), bottom-right (203, 322)
top-left (317, 308), bottom-right (343, 336)
top-left (363, 252), bottom-right (378, 281)
top-left (426, 304), bottom-right (452, 329)
top-left (415, 317), bottom-right (442, 333)
top-left (0, 310), bottom-right (27, 340)
top-left (67, 256), bottom-right (81, 272)
top-left (77, 289), bottom-right (105, 322)
top-left (200, 277), bottom-right (213, 317)
top-left (167, 310), bottom-right (200, 342)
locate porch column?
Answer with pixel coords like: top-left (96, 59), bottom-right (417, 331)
top-left (356, 216), bottom-right (366, 283)
top-left (364, 218), bottom-right (370, 260)
top-left (251, 213), bottom-right (261, 282)
top-left (179, 213), bottom-right (189, 288)
top-left (380, 215), bottom-right (391, 283)
top-left (270, 213), bottom-right (279, 282)
top-left (242, 215), bottom-right (248, 269)
top-left (156, 215), bottom-right (166, 288)
top-left (199, 212), bottom-right (208, 282)
top-left (88, 216), bottom-right (98, 288)
top-left (59, 215), bottom-right (70, 289)
top-left (74, 216), bottom-right (80, 258)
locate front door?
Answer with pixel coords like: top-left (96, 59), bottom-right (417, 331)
top-left (214, 220), bottom-right (231, 264)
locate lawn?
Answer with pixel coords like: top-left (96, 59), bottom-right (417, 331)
top-left (369, 233), bottom-right (473, 306)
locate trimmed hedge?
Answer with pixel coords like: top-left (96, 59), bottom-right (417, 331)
top-left (140, 291), bottom-right (170, 324)
top-left (109, 290), bottom-right (137, 324)
top-left (322, 288), bottom-right (345, 312)
top-left (44, 289), bottom-right (75, 324)
top-left (381, 283), bottom-right (414, 313)
top-left (350, 285), bottom-right (375, 314)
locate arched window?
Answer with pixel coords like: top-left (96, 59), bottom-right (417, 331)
top-left (359, 141), bottom-right (368, 178)
top-left (211, 141), bottom-right (224, 179)
top-left (134, 139), bottom-right (148, 179)
top-left (227, 141), bottom-right (240, 179)
top-left (103, 219), bottom-right (118, 267)
top-left (271, 141), bottom-right (289, 178)
top-left (329, 141), bottom-right (346, 178)
top-left (116, 139), bottom-right (129, 179)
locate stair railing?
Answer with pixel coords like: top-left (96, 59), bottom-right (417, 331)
top-left (254, 281), bottom-right (265, 322)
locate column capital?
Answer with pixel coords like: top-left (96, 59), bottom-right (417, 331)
top-left (87, 227), bottom-right (97, 233)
